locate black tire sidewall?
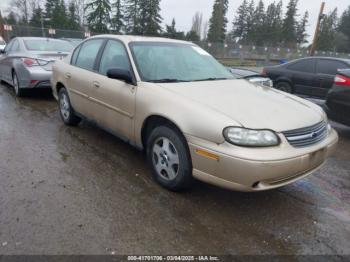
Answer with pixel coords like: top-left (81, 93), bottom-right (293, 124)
top-left (276, 82), bottom-right (292, 93)
top-left (12, 72), bottom-right (22, 97)
top-left (147, 125), bottom-right (193, 191)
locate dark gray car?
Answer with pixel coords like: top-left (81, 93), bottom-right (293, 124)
top-left (0, 37), bottom-right (74, 96)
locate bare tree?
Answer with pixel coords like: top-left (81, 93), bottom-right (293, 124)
top-left (9, 0), bottom-right (30, 24)
top-left (74, 0), bottom-right (86, 26)
top-left (191, 12), bottom-right (203, 39)
top-left (202, 19), bottom-right (208, 40)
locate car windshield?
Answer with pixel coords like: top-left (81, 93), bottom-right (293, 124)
top-left (129, 42), bottom-right (234, 82)
top-left (24, 39), bottom-right (74, 52)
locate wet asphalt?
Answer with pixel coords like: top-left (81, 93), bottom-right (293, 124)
top-left (0, 82), bottom-right (349, 256)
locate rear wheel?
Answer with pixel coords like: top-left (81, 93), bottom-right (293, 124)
top-left (12, 71), bottom-right (24, 97)
top-left (275, 81), bottom-right (292, 93)
top-left (58, 88), bottom-right (81, 126)
top-left (146, 125), bottom-right (193, 191)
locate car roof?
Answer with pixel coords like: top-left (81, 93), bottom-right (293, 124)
top-left (15, 37), bottom-right (71, 42)
top-left (89, 34), bottom-right (192, 45)
top-left (290, 56), bottom-right (350, 64)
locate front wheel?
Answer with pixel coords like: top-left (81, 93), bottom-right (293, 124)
top-left (275, 81), bottom-right (292, 93)
top-left (147, 126), bottom-right (193, 191)
top-left (58, 88), bottom-right (81, 126)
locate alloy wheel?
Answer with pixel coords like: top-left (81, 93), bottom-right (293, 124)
top-left (60, 93), bottom-right (70, 121)
top-left (152, 137), bottom-right (180, 181)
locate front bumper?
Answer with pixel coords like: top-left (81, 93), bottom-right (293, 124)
top-left (186, 128), bottom-right (338, 192)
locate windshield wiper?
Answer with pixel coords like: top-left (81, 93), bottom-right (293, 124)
top-left (193, 77), bottom-right (229, 82)
top-left (147, 79), bottom-right (189, 83)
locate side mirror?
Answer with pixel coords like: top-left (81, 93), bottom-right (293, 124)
top-left (107, 68), bottom-right (134, 85)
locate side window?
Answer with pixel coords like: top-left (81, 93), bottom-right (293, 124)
top-left (99, 40), bottom-right (131, 76)
top-left (75, 39), bottom-right (104, 71)
top-left (11, 40), bottom-right (20, 51)
top-left (287, 59), bottom-right (315, 73)
top-left (4, 40), bottom-right (14, 53)
top-left (317, 59), bottom-right (347, 75)
top-left (71, 45), bottom-right (82, 65)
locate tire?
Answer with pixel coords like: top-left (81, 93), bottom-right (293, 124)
top-left (58, 88), bottom-right (81, 126)
top-left (12, 71), bottom-right (24, 97)
top-left (146, 125), bottom-right (193, 191)
top-left (275, 81), bottom-right (292, 93)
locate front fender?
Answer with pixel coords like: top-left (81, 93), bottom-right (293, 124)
top-left (134, 82), bottom-right (241, 148)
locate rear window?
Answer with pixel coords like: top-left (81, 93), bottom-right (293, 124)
top-left (24, 39), bottom-right (74, 52)
top-left (317, 59), bottom-right (349, 75)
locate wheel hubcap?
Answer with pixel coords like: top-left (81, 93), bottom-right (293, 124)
top-left (60, 94), bottom-right (70, 120)
top-left (152, 137), bottom-right (179, 181)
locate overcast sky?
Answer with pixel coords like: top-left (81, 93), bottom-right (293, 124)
top-left (1, 0), bottom-right (348, 42)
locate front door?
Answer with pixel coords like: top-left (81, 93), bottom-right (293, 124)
top-left (88, 39), bottom-right (136, 141)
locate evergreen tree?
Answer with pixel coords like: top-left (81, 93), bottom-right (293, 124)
top-left (124, 0), bottom-right (140, 34)
top-left (338, 6), bottom-right (350, 50)
top-left (317, 9), bottom-right (338, 51)
top-left (231, 0), bottom-right (248, 40)
top-left (282, 0), bottom-right (298, 47)
top-left (142, 0), bottom-right (162, 36)
top-left (186, 30), bottom-right (200, 42)
top-left (244, 0), bottom-right (255, 44)
top-left (207, 0), bottom-right (229, 43)
top-left (163, 18), bottom-right (185, 40)
top-left (45, 0), bottom-right (59, 26)
top-left (296, 11), bottom-right (309, 46)
top-left (44, 0), bottom-right (68, 29)
top-left (66, 1), bottom-right (80, 30)
top-left (111, 0), bottom-right (124, 33)
top-left (29, 6), bottom-right (44, 27)
top-left (164, 18), bottom-right (177, 38)
top-left (4, 12), bottom-right (18, 25)
top-left (85, 0), bottom-right (111, 33)
top-left (251, 0), bottom-right (265, 45)
top-left (263, 1), bottom-right (283, 45)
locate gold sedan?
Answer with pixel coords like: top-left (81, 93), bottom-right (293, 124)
top-left (51, 35), bottom-right (338, 192)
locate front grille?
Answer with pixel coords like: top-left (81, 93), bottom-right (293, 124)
top-left (283, 121), bottom-right (328, 148)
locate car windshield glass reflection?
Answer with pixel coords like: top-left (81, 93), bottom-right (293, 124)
top-left (130, 42), bottom-right (234, 83)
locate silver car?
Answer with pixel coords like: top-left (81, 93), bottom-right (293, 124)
top-left (0, 37), bottom-right (74, 96)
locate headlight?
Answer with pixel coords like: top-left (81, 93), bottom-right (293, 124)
top-left (223, 127), bottom-right (280, 147)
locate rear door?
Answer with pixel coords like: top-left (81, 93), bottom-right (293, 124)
top-left (0, 39), bottom-right (16, 83)
top-left (65, 38), bottom-right (105, 119)
top-left (315, 59), bottom-right (349, 98)
top-left (286, 58), bottom-right (316, 96)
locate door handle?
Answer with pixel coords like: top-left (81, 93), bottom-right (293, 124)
top-left (92, 81), bottom-right (100, 88)
top-left (65, 72), bottom-right (71, 79)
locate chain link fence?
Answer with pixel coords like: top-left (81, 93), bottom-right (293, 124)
top-left (2, 25), bottom-right (350, 66)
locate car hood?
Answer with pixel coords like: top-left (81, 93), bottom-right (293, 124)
top-left (159, 79), bottom-right (324, 132)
